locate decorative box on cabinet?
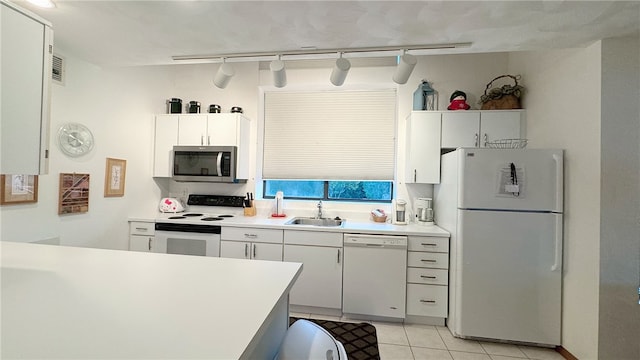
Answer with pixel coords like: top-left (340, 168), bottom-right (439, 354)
top-left (283, 230), bottom-right (343, 315)
top-left (129, 221), bottom-right (155, 252)
top-left (1, 2), bottom-right (53, 175)
top-left (405, 235), bottom-right (449, 325)
top-left (441, 110), bottom-right (525, 149)
top-left (405, 112), bottom-right (442, 184)
top-left (220, 227), bottom-right (283, 261)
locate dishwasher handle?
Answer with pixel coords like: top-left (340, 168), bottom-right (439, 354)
top-left (344, 235), bottom-right (407, 249)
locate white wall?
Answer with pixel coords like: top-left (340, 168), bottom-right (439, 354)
top-left (598, 36), bottom-right (639, 360)
top-left (509, 44), bottom-right (602, 359)
top-left (509, 36), bottom-right (640, 359)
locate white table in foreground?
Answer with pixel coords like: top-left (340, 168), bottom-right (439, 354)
top-left (1, 242), bottom-right (302, 359)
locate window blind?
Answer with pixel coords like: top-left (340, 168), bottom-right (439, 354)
top-left (263, 89), bottom-right (396, 180)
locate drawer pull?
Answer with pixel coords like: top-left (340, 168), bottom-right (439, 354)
top-left (135, 227), bottom-right (148, 231)
top-left (421, 243), bottom-right (437, 246)
top-left (244, 233), bottom-right (258, 239)
top-left (420, 275), bottom-right (437, 279)
top-left (421, 259), bottom-right (437, 263)
top-left (420, 299), bottom-right (437, 304)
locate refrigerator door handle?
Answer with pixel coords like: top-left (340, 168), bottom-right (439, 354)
top-left (553, 153), bottom-right (564, 211)
top-left (551, 215), bottom-right (563, 271)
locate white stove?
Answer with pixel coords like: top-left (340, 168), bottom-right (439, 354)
top-left (154, 195), bottom-right (246, 257)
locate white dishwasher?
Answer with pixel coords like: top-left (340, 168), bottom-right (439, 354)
top-left (342, 233), bottom-right (408, 319)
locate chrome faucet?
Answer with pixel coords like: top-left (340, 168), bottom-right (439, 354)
top-left (316, 201), bottom-right (323, 219)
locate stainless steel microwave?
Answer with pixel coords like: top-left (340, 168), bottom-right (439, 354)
top-left (172, 146), bottom-right (243, 183)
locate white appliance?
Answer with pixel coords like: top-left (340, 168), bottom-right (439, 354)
top-left (392, 199), bottom-right (408, 225)
top-left (342, 234), bottom-right (407, 319)
top-left (435, 148), bottom-right (563, 346)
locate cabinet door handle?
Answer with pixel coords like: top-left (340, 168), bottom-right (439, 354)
top-left (483, 133), bottom-right (488, 147)
top-left (253, 244), bottom-right (257, 258)
top-left (420, 243), bottom-right (437, 247)
top-left (421, 259), bottom-right (437, 263)
top-left (420, 299), bottom-right (436, 304)
top-left (474, 133), bottom-right (479, 147)
top-left (200, 135), bottom-right (204, 146)
top-left (420, 275), bottom-right (437, 279)
top-left (244, 233), bottom-right (258, 239)
top-left (414, 169), bottom-right (417, 182)
top-left (207, 135), bottom-right (211, 145)
top-left (245, 243), bottom-right (249, 258)
top-left (337, 249), bottom-right (341, 264)
top-left (148, 238), bottom-right (152, 251)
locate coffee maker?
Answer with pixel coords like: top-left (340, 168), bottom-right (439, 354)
top-left (415, 197), bottom-right (434, 225)
top-left (392, 199), bottom-right (408, 225)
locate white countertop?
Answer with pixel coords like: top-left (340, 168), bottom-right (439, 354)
top-left (1, 241), bottom-right (302, 359)
top-left (142, 212), bottom-right (451, 237)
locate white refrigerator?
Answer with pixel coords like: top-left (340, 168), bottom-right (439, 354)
top-left (435, 148), bottom-right (563, 346)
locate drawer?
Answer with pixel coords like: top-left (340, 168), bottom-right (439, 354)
top-left (222, 227), bottom-right (283, 244)
top-left (129, 221), bottom-right (155, 236)
top-left (406, 283), bottom-right (448, 318)
top-left (284, 230), bottom-right (342, 247)
top-left (408, 236), bottom-right (449, 253)
top-left (407, 251), bottom-right (449, 269)
top-left (407, 268), bottom-right (448, 285)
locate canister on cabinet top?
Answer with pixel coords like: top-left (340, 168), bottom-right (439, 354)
top-left (231, 106), bottom-right (243, 113)
top-left (188, 101), bottom-right (201, 113)
top-left (167, 98), bottom-right (182, 113)
top-left (209, 104), bottom-right (221, 113)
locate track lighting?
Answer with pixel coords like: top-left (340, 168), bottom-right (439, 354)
top-left (392, 52), bottom-right (417, 85)
top-left (213, 59), bottom-right (235, 89)
top-left (330, 53), bottom-right (351, 86)
top-left (270, 57), bottom-right (287, 88)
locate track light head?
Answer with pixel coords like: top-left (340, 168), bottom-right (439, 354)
top-left (330, 57), bottom-right (351, 86)
top-left (213, 62), bottom-right (235, 89)
top-left (270, 59), bottom-right (287, 88)
top-left (392, 53), bottom-right (417, 84)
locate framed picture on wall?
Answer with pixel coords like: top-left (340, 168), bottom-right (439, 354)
top-left (0, 175), bottom-right (38, 205)
top-left (104, 158), bottom-right (126, 197)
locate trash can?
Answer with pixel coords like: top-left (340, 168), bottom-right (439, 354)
top-left (275, 319), bottom-right (348, 360)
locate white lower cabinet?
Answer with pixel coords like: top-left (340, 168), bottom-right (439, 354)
top-left (406, 236), bottom-right (449, 321)
top-left (283, 230), bottom-right (343, 310)
top-left (220, 227), bottom-right (283, 261)
top-left (129, 221), bottom-right (154, 252)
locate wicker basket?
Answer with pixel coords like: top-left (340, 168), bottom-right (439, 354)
top-left (479, 75), bottom-right (524, 110)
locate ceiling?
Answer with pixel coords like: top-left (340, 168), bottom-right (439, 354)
top-left (14, 0), bottom-right (640, 67)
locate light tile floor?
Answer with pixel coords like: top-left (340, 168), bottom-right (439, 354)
top-left (291, 312), bottom-right (566, 360)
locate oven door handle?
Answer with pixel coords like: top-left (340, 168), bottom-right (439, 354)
top-left (216, 152), bottom-right (223, 177)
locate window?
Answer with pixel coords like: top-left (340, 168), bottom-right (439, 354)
top-left (262, 89), bottom-right (396, 202)
top-left (264, 180), bottom-right (393, 202)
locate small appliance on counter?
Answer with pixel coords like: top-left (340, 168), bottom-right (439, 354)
top-left (415, 197), bottom-right (434, 225)
top-left (392, 199), bottom-right (408, 225)
top-left (158, 197), bottom-right (185, 213)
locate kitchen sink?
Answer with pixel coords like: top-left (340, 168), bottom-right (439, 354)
top-left (284, 217), bottom-right (345, 227)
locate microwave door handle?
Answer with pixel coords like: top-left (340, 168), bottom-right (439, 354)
top-left (216, 152), bottom-right (223, 177)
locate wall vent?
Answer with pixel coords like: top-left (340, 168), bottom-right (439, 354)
top-left (52, 53), bottom-right (65, 85)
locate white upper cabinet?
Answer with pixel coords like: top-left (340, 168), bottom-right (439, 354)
top-left (405, 110), bottom-right (526, 184)
top-left (153, 113), bottom-right (250, 178)
top-left (441, 110), bottom-right (525, 149)
top-left (177, 114), bottom-right (208, 145)
top-left (153, 115), bottom-right (179, 177)
top-left (1, 2), bottom-right (53, 175)
top-left (406, 112), bottom-right (442, 184)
